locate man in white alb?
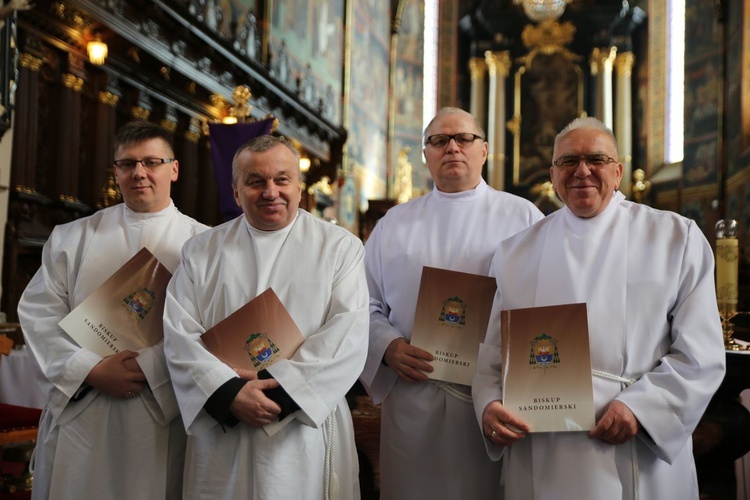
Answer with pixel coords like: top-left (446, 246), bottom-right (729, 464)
top-left (473, 116), bottom-right (726, 499)
top-left (163, 135), bottom-right (368, 499)
top-left (17, 121), bottom-right (209, 500)
top-left (361, 107), bottom-right (543, 499)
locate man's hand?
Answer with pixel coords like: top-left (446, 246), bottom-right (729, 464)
top-left (229, 378), bottom-right (283, 426)
top-left (233, 367), bottom-right (258, 381)
top-left (84, 350), bottom-right (147, 399)
top-left (482, 400), bottom-right (530, 445)
top-left (384, 338), bottom-right (434, 383)
top-left (589, 400), bottom-right (640, 444)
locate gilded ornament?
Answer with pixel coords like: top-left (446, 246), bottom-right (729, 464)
top-left (131, 106), bottom-right (150, 121)
top-left (19, 53), bottom-right (43, 71)
top-left (484, 51), bottom-right (511, 78)
top-left (97, 91), bottom-right (119, 106)
top-left (521, 21), bottom-right (577, 67)
top-left (62, 73), bottom-right (84, 92)
top-left (468, 58), bottom-right (487, 81)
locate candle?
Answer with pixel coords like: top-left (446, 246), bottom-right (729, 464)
top-left (716, 220), bottom-right (739, 315)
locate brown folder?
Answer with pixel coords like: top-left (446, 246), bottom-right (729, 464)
top-left (501, 303), bottom-right (595, 432)
top-left (58, 247), bottom-right (171, 357)
top-left (200, 288), bottom-right (304, 372)
top-left (410, 266), bottom-right (497, 386)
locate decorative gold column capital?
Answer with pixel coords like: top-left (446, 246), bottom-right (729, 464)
top-left (614, 52), bottom-right (636, 77)
top-left (468, 57), bottom-right (488, 81)
top-left (98, 91), bottom-right (120, 106)
top-left (184, 117), bottom-right (202, 143)
top-left (484, 50), bottom-right (511, 78)
top-left (160, 119), bottom-right (178, 133)
top-left (131, 106), bottom-right (150, 121)
top-left (589, 47), bottom-right (617, 75)
top-left (19, 53), bottom-right (43, 71)
top-left (62, 73), bottom-right (84, 92)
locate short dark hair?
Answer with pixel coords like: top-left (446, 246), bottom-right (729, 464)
top-left (231, 135), bottom-right (300, 186)
top-left (113, 121), bottom-right (174, 157)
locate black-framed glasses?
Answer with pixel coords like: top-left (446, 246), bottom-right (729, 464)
top-left (113, 158), bottom-right (175, 169)
top-left (553, 154), bottom-right (617, 169)
top-left (424, 133), bottom-right (483, 148)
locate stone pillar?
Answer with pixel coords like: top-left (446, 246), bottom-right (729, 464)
top-left (484, 50), bottom-right (511, 191)
top-left (468, 57), bottom-right (487, 132)
top-left (589, 47), bottom-right (617, 130)
top-left (614, 52), bottom-right (635, 196)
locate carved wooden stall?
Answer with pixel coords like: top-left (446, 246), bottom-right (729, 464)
top-left (0, 0), bottom-right (347, 321)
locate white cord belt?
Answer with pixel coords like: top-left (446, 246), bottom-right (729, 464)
top-left (324, 410), bottom-right (339, 500)
top-left (432, 380), bottom-right (473, 403)
top-left (592, 369), bottom-right (640, 500)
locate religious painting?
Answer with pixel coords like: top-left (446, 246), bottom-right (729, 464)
top-left (268, 0), bottom-right (344, 124)
top-left (391, 0), bottom-right (427, 195)
top-left (344, 0), bottom-right (389, 232)
top-left (683, 139), bottom-right (717, 188)
top-left (513, 52), bottom-right (583, 187)
top-left (348, 0), bottom-right (389, 181)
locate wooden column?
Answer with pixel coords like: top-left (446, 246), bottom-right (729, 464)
top-left (11, 52), bottom-right (42, 193)
top-left (176, 117), bottom-right (201, 220)
top-left (57, 73), bottom-right (84, 202)
top-left (92, 89), bottom-right (120, 208)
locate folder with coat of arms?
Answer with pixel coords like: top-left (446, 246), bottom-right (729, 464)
top-left (501, 303), bottom-right (595, 432)
top-left (58, 247), bottom-right (172, 357)
top-left (200, 287), bottom-right (305, 436)
top-left (409, 266), bottom-right (497, 386)
top-left (200, 287), bottom-right (304, 373)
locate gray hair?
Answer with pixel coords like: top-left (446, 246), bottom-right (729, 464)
top-left (231, 135), bottom-right (301, 186)
top-left (423, 107), bottom-right (486, 143)
top-left (553, 116), bottom-right (618, 153)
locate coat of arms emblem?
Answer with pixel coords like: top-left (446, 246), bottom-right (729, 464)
top-left (438, 296), bottom-right (466, 328)
top-left (243, 333), bottom-right (280, 368)
top-left (122, 287), bottom-right (156, 320)
top-left (529, 333), bottom-right (560, 369)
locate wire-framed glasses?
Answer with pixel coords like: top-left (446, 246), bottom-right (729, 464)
top-left (113, 158), bottom-right (175, 170)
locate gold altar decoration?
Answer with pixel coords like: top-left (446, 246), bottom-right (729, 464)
top-left (715, 219), bottom-right (744, 350)
top-left (631, 168), bottom-right (651, 203)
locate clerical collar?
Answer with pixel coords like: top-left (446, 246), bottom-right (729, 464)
top-left (123, 200), bottom-right (175, 220)
top-left (432, 179), bottom-right (487, 202)
top-left (563, 190), bottom-right (625, 223)
top-left (243, 211), bottom-right (299, 237)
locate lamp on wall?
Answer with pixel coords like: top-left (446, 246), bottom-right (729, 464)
top-left (299, 156), bottom-right (311, 173)
top-left (87, 36), bottom-right (108, 65)
top-left (514, 0), bottom-right (571, 23)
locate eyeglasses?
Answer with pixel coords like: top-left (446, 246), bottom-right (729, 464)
top-left (553, 154), bottom-right (617, 169)
top-left (424, 133), bottom-right (484, 148)
top-left (113, 158), bottom-right (175, 170)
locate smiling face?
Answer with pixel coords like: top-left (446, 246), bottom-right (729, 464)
top-left (423, 110), bottom-right (488, 193)
top-left (232, 144), bottom-right (302, 231)
top-left (550, 127), bottom-right (623, 218)
top-left (113, 138), bottom-right (178, 213)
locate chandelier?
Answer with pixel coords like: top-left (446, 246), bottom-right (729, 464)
top-left (514, 0), bottom-right (572, 23)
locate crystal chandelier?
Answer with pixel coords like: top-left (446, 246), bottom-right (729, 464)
top-left (514, 0), bottom-right (572, 23)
